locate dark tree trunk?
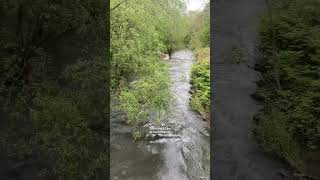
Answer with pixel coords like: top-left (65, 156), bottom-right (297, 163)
top-left (167, 47), bottom-right (173, 60)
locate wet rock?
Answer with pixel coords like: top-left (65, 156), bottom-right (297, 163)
top-left (275, 169), bottom-right (289, 177)
top-left (251, 92), bottom-right (265, 101)
top-left (153, 134), bottom-right (161, 140)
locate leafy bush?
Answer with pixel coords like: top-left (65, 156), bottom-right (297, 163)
top-left (111, 0), bottom-right (189, 124)
top-left (188, 2), bottom-right (210, 121)
top-left (190, 49), bottom-right (210, 120)
top-left (119, 62), bottom-right (171, 124)
top-left (255, 0), bottom-right (320, 175)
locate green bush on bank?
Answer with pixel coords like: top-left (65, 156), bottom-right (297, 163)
top-left (254, 0), bottom-right (320, 176)
top-left (188, 3), bottom-right (210, 122)
top-left (190, 48), bottom-right (210, 120)
top-left (119, 62), bottom-right (171, 124)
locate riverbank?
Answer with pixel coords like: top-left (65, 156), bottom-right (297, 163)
top-left (254, 1), bottom-right (320, 178)
top-left (190, 48), bottom-right (210, 122)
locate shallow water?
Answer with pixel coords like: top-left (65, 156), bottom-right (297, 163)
top-left (111, 50), bottom-right (210, 180)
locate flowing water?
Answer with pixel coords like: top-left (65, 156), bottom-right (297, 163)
top-left (111, 50), bottom-right (210, 180)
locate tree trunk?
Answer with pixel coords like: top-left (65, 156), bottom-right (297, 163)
top-left (167, 47), bottom-right (173, 60)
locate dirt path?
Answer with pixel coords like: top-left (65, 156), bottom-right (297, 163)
top-left (211, 0), bottom-right (294, 179)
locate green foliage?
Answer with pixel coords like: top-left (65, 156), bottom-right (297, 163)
top-left (194, 47), bottom-right (210, 63)
top-left (111, 0), bottom-right (164, 84)
top-left (32, 93), bottom-right (107, 179)
top-left (255, 0), bottom-right (320, 174)
top-left (0, 0), bottom-right (109, 179)
top-left (188, 3), bottom-right (210, 121)
top-left (190, 3), bottom-right (210, 49)
top-left (119, 63), bottom-right (171, 124)
top-left (190, 49), bottom-right (210, 120)
top-left (154, 0), bottom-right (192, 57)
top-left (255, 109), bottom-right (303, 169)
top-left (111, 0), bottom-right (192, 124)
top-left (132, 130), bottom-right (145, 141)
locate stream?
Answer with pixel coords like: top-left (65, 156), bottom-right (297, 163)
top-left (111, 50), bottom-right (210, 180)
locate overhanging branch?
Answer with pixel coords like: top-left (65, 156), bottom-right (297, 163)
top-left (111, 0), bottom-right (129, 11)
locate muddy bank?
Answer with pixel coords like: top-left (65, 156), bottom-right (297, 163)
top-left (211, 0), bottom-right (294, 179)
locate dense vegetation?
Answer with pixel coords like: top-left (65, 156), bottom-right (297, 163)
top-left (0, 0), bottom-right (109, 179)
top-left (190, 48), bottom-right (210, 120)
top-left (254, 0), bottom-right (320, 176)
top-left (189, 4), bottom-right (210, 121)
top-left (190, 4), bottom-right (210, 49)
top-left (111, 0), bottom-right (191, 125)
